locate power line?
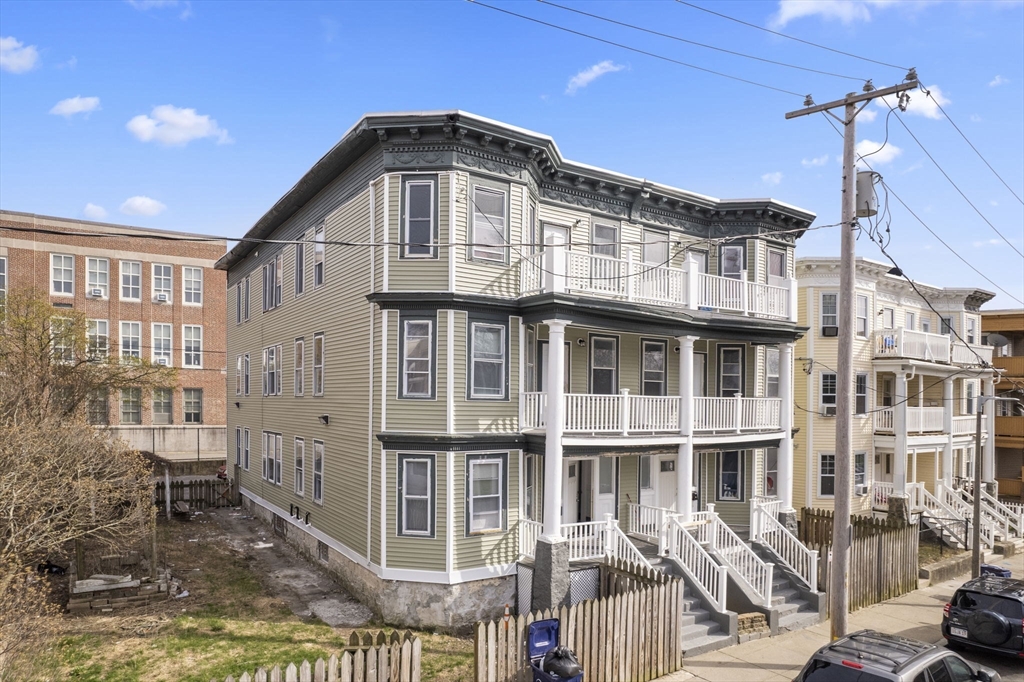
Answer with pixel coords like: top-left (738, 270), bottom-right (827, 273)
top-left (538, 0), bottom-right (866, 82)
top-left (466, 0), bottom-right (807, 98)
top-left (924, 89), bottom-right (1024, 206)
top-left (674, 0), bottom-right (909, 72)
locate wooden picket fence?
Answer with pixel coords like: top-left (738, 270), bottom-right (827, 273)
top-left (475, 577), bottom-right (687, 682)
top-left (155, 478), bottom-right (234, 510)
top-left (800, 508), bottom-right (919, 613)
top-left (212, 630), bottom-right (421, 682)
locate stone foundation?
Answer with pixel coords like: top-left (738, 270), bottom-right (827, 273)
top-left (241, 494), bottom-right (514, 632)
top-left (736, 612), bottom-right (770, 643)
top-left (532, 537), bottom-right (569, 611)
top-left (887, 494), bottom-right (911, 523)
top-left (777, 509), bottom-right (798, 535)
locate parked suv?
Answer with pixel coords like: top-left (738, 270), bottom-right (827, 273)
top-left (793, 630), bottom-right (1000, 682)
top-left (943, 576), bottom-right (1024, 658)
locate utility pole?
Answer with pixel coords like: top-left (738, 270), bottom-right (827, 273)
top-left (972, 395), bottom-right (1018, 577)
top-left (786, 72), bottom-right (918, 641)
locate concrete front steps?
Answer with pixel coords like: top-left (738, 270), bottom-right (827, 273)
top-left (748, 545), bottom-right (822, 634)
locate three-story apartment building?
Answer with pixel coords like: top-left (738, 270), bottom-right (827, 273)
top-left (982, 308), bottom-right (1024, 500)
top-left (0, 211), bottom-right (227, 464)
top-left (218, 111), bottom-right (816, 629)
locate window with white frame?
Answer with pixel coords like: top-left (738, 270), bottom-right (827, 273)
top-left (905, 311), bottom-right (916, 332)
top-left (314, 225), bottom-right (325, 287)
top-left (401, 320), bottom-right (432, 398)
top-left (51, 254), bottom-right (74, 295)
top-left (855, 294), bottom-right (869, 337)
top-left (183, 267), bottom-right (203, 305)
top-left (312, 440), bottom-right (324, 503)
top-left (467, 455), bottom-right (504, 534)
top-left (882, 307), bottom-right (895, 329)
top-left (120, 387), bottom-right (141, 425)
top-left (592, 223), bottom-right (618, 258)
top-left (470, 323), bottom-right (505, 399)
top-left (965, 381), bottom-right (976, 414)
top-left (262, 344), bottom-right (282, 396)
top-left (398, 454), bottom-right (433, 536)
top-left (526, 326), bottom-right (536, 392)
top-left (183, 325), bottom-right (202, 367)
top-left (471, 186), bottom-right (507, 262)
top-left (719, 346), bottom-right (743, 397)
top-left (764, 447), bottom-right (778, 496)
top-left (87, 320), bottom-right (109, 360)
top-left (294, 338), bottom-right (304, 396)
top-left (719, 245), bottom-right (743, 279)
top-left (263, 431), bottom-right (283, 485)
top-left (262, 254), bottom-right (282, 311)
top-left (183, 388), bottom-right (202, 424)
top-left (87, 258), bottom-right (108, 298)
top-left (821, 293), bottom-right (838, 329)
top-left (966, 318), bottom-right (976, 344)
top-left (855, 373), bottom-right (868, 415)
top-left (294, 438), bottom-right (305, 496)
top-left (642, 229), bottom-right (669, 266)
top-left (313, 333), bottom-right (324, 396)
top-left (120, 260), bottom-right (141, 300)
top-left (235, 282), bottom-right (243, 324)
top-left (51, 317), bottom-right (74, 363)
top-left (639, 455), bottom-right (652, 494)
top-left (120, 321), bottom-right (141, 360)
top-left (819, 453), bottom-right (836, 497)
top-left (591, 336), bottom-right (619, 395)
top-left (87, 388), bottom-right (109, 425)
top-left (0, 256), bottom-right (6, 307)
top-left (716, 451), bottom-right (743, 501)
top-left (236, 355), bottom-right (243, 395)
top-left (244, 353), bottom-right (250, 396)
top-left (821, 372), bottom-right (837, 406)
top-left (153, 264), bottom-right (172, 302)
top-left (244, 428), bottom-right (250, 470)
top-left (153, 388), bottom-right (172, 425)
top-left (642, 340), bottom-right (667, 396)
top-left (243, 276), bottom-right (251, 320)
top-left (767, 249), bottom-right (786, 280)
top-left (941, 317), bottom-right (953, 335)
top-left (236, 427), bottom-right (242, 466)
top-left (855, 452), bottom-right (867, 489)
top-left (921, 316), bottom-right (931, 333)
top-left (765, 347), bottom-right (780, 398)
top-left (403, 179), bottom-right (435, 257)
top-left (525, 453), bottom-right (537, 521)
top-left (152, 323), bottom-right (172, 366)
top-left (295, 241), bottom-right (306, 296)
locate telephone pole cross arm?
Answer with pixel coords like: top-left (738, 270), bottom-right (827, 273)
top-left (785, 73), bottom-right (919, 642)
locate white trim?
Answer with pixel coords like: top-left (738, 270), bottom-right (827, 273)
top-left (469, 322), bottom-right (506, 399)
top-left (693, 430), bottom-right (786, 446)
top-left (50, 253), bottom-right (75, 297)
top-left (294, 337), bottom-right (305, 396)
top-left (182, 324), bottom-right (203, 369)
top-left (467, 457), bottom-right (503, 534)
top-left (312, 439), bottom-right (324, 505)
top-left (120, 259), bottom-right (142, 301)
top-left (294, 437), bottom-right (305, 497)
top-left (817, 451), bottom-right (836, 499)
top-left (469, 185), bottom-right (509, 263)
top-left (86, 257), bottom-right (110, 299)
top-left (561, 434), bottom-right (687, 447)
top-left (399, 455), bottom-right (434, 537)
top-left (151, 322), bottom-right (173, 367)
top-left (367, 184), bottom-right (376, 561)
top-left (518, 319), bottom-right (526, 426)
top-left (182, 265), bottom-right (203, 306)
top-left (401, 318), bottom-right (433, 398)
top-left (152, 262), bottom-right (172, 303)
top-left (819, 290), bottom-right (838, 329)
top-left (5, 238), bottom-right (215, 267)
top-left (380, 448), bottom-right (387, 568)
top-left (446, 451), bottom-right (454, 574)
top-left (446, 310), bottom-right (455, 434)
top-left (401, 177), bottom-right (436, 259)
top-left (381, 310), bottom-right (388, 431)
top-left (382, 175), bottom-right (390, 293)
top-left (448, 172), bottom-right (457, 292)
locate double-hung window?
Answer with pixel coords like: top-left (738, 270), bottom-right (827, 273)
top-left (235, 283), bottom-right (243, 324)
top-left (470, 323), bottom-right (505, 399)
top-left (263, 254), bottom-right (282, 311)
top-left (855, 373), bottom-right (869, 415)
top-left (591, 336), bottom-right (618, 395)
top-left (294, 338), bottom-right (304, 396)
top-left (403, 179), bottom-right (435, 257)
top-left (152, 323), bottom-right (172, 366)
top-left (719, 245), bottom-right (744, 279)
top-left (965, 381), bottom-right (975, 414)
top-left (471, 186), bottom-right (507, 262)
top-left (121, 261), bottom-right (141, 300)
top-left (120, 321), bottom-right (141, 361)
top-left (243, 276), bottom-right (251, 320)
top-left (312, 440), bottom-right (324, 504)
top-left (941, 317), bottom-right (953, 335)
top-left (821, 372), bottom-right (838, 407)
top-left (719, 347), bottom-right (743, 397)
top-left (855, 452), bottom-right (867, 489)
top-left (183, 325), bottom-right (202, 368)
top-left (294, 241), bottom-right (305, 296)
top-left (236, 428), bottom-right (242, 466)
top-left (120, 388), bottom-right (142, 425)
top-left (244, 353), bottom-right (250, 396)
top-left (183, 266), bottom-right (203, 305)
top-left (855, 294), bottom-right (869, 337)
top-left (767, 249), bottom-right (786, 282)
top-left (821, 293), bottom-right (838, 330)
top-left (263, 431), bottom-right (282, 485)
top-left (294, 438), bottom-right (305, 496)
top-left (52, 254), bottom-right (74, 295)
top-left (153, 264), bottom-right (172, 302)
top-left (401, 320), bottom-right (433, 398)
top-left (183, 388), bottom-right (202, 423)
top-left (921, 316), bottom-right (931, 333)
top-left (905, 311), bottom-right (916, 332)
top-left (51, 317), bottom-right (74, 363)
top-left (243, 429), bottom-right (250, 470)
top-left (526, 327), bottom-right (536, 392)
top-left (966, 318), bottom-right (976, 344)
top-left (398, 454), bottom-right (433, 536)
top-left (153, 388), bottom-right (172, 425)
top-left (717, 451), bottom-right (743, 501)
top-left (313, 333), bottom-right (324, 396)
top-left (236, 355), bottom-right (243, 395)
top-left (882, 307), bottom-right (895, 330)
top-left (87, 258), bottom-right (108, 298)
top-left (314, 225), bottom-right (325, 287)
top-left (641, 340), bottom-right (666, 396)
top-left (88, 389), bottom-right (109, 425)
top-left (592, 223), bottom-right (618, 258)
top-left (642, 230), bottom-right (669, 266)
top-left (263, 344), bottom-right (283, 396)
top-left (765, 447), bottom-right (778, 496)
top-left (467, 455), bottom-right (504, 534)
top-left (87, 320), bottom-right (109, 360)
top-left (765, 347), bottom-right (780, 398)
top-left (819, 453), bottom-right (836, 497)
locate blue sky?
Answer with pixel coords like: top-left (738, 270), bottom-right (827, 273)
top-left (1, 0), bottom-right (1022, 306)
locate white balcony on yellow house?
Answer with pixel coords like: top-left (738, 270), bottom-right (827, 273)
top-left (873, 328), bottom-right (993, 367)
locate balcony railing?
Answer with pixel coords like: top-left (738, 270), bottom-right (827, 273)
top-left (519, 249), bottom-right (796, 322)
top-left (874, 408), bottom-right (982, 435)
top-left (520, 391), bottom-right (781, 435)
top-left (874, 328), bottom-right (950, 362)
top-left (951, 343), bottom-right (993, 366)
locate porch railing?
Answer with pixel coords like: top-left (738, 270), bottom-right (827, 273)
top-left (566, 251), bottom-right (630, 299)
top-left (628, 503), bottom-right (670, 550)
top-left (518, 519), bottom-right (543, 559)
top-left (951, 343), bottom-right (994, 366)
top-left (918, 485), bottom-right (968, 547)
top-left (872, 481), bottom-right (924, 510)
top-left (666, 516), bottom-right (728, 613)
top-left (519, 252), bottom-right (544, 296)
top-left (981, 488), bottom-right (1023, 537)
top-left (750, 497), bottom-right (817, 593)
top-left (689, 506), bottom-right (774, 608)
top-left (745, 280), bottom-right (791, 319)
top-left (940, 486), bottom-right (995, 548)
top-left (874, 328), bottom-right (951, 362)
top-left (558, 515), bottom-right (653, 568)
top-left (952, 416), bottom-right (976, 436)
top-left (873, 407), bottom-right (945, 433)
top-left (693, 396), bottom-right (781, 433)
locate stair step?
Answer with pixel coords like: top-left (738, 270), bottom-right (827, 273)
top-left (778, 608), bottom-right (820, 633)
top-left (681, 630), bottom-right (735, 657)
top-left (773, 587), bottom-right (799, 603)
top-left (681, 595), bottom-right (701, 612)
top-left (679, 607), bottom-right (711, 627)
top-left (680, 620), bottom-right (721, 640)
top-left (773, 600), bottom-right (801, 616)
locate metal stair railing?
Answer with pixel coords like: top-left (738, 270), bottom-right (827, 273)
top-left (666, 516), bottom-right (728, 613)
top-left (750, 500), bottom-right (818, 593)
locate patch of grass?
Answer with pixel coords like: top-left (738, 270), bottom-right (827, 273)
top-left (919, 538), bottom-right (967, 567)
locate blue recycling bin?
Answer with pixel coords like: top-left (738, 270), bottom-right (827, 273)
top-left (527, 619), bottom-right (583, 682)
top-left (980, 563), bottom-right (1012, 578)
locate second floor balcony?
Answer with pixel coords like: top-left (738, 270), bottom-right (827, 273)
top-left (873, 328), bottom-right (993, 366)
top-left (520, 249), bottom-right (796, 322)
top-left (873, 408), bottom-right (983, 437)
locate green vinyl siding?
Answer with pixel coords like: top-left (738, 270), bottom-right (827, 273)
top-left (699, 450), bottom-right (753, 526)
top-left (454, 172), bottom-right (521, 299)
top-left (386, 310), bottom-right (448, 432)
top-left (386, 450), bottom-right (447, 571)
top-left (388, 173), bottom-right (450, 292)
top-left (453, 450), bottom-right (520, 571)
top-left (452, 311), bottom-right (520, 433)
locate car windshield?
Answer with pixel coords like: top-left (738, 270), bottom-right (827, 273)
top-left (954, 591), bottom-right (1024, 619)
top-left (802, 660), bottom-right (889, 682)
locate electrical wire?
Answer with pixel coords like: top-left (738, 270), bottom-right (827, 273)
top-left (537, 0), bottom-right (866, 82)
top-left (674, 0), bottom-right (910, 72)
top-left (466, 0), bottom-right (808, 98)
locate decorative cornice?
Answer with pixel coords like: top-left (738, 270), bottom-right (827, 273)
top-left (540, 186), bottom-right (629, 218)
top-left (377, 432), bottom-right (525, 452)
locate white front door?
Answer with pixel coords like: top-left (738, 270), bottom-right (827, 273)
top-left (656, 457), bottom-right (678, 511)
top-left (874, 452), bottom-right (893, 484)
top-left (639, 456), bottom-right (655, 507)
top-left (596, 457), bottom-right (616, 519)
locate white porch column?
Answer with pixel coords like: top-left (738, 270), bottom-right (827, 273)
top-left (677, 336), bottom-right (698, 522)
top-left (942, 378), bottom-right (954, 487)
top-left (542, 319), bottom-right (569, 540)
top-left (778, 342), bottom-right (796, 513)
top-left (982, 377), bottom-right (996, 484)
top-left (893, 370), bottom-right (909, 495)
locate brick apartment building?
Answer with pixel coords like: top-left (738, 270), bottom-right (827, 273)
top-left (0, 210), bottom-right (227, 465)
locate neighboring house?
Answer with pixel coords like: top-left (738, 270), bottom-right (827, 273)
top-left (217, 110), bottom-right (817, 630)
top-left (0, 211), bottom-right (227, 465)
top-left (982, 309), bottom-right (1024, 500)
top-left (793, 257), bottom-right (1008, 533)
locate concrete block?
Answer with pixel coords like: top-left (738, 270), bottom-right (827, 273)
top-left (532, 537), bottom-right (570, 612)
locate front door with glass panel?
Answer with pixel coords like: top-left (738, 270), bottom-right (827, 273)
top-left (656, 457), bottom-right (678, 511)
top-left (718, 346), bottom-right (743, 397)
top-left (596, 457), bottom-right (616, 519)
top-left (639, 456), bottom-right (655, 507)
top-left (590, 336), bottom-right (618, 395)
top-left (874, 451), bottom-right (893, 484)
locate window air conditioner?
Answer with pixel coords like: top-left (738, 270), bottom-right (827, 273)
top-left (90, 288), bottom-right (103, 297)
top-left (156, 358), bottom-right (169, 366)
top-left (822, 326), bottom-right (839, 337)
top-left (821, 405), bottom-right (837, 417)
top-left (855, 484), bottom-right (869, 496)
top-left (156, 293), bottom-right (168, 303)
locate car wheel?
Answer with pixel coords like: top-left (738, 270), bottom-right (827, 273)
top-left (965, 610), bottom-right (1011, 647)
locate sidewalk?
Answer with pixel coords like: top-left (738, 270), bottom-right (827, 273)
top-left (659, 552), bottom-right (1023, 682)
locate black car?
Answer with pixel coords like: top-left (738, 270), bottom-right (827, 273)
top-left (942, 576), bottom-right (1024, 659)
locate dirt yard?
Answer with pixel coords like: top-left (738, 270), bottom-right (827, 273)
top-left (32, 507), bottom-right (475, 682)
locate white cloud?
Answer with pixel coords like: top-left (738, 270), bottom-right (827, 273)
top-left (566, 60), bottom-right (626, 95)
top-left (126, 105), bottom-right (232, 146)
top-left (83, 203), bottom-right (108, 220)
top-left (0, 36), bottom-right (40, 73)
top-left (972, 238), bottom-right (1004, 248)
top-left (990, 200), bottom-right (998, 207)
top-left (988, 75), bottom-right (1008, 88)
top-left (874, 84), bottom-right (949, 120)
top-left (855, 139), bottom-right (903, 165)
top-left (858, 108), bottom-right (877, 123)
top-left (50, 96), bottom-right (101, 118)
top-left (801, 155), bottom-right (829, 168)
top-left (769, 0), bottom-right (935, 28)
top-left (56, 56), bottom-right (77, 70)
top-left (127, 0), bottom-right (192, 19)
top-left (969, 114), bottom-right (982, 123)
top-left (120, 196), bottom-right (167, 216)
top-left (900, 161), bottom-right (923, 175)
top-left (761, 172), bottom-right (783, 186)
